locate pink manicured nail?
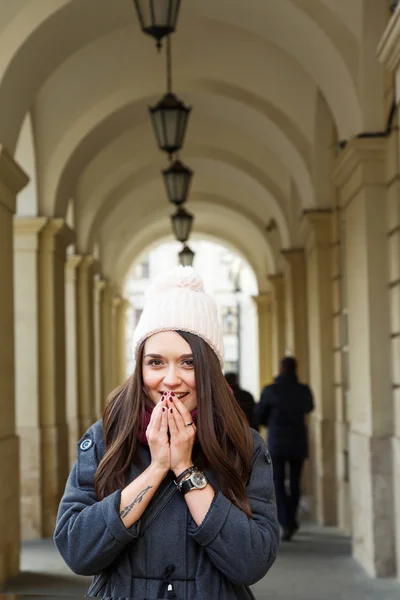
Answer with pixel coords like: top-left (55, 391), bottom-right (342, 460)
top-left (169, 397), bottom-right (174, 403)
top-left (170, 391), bottom-right (175, 396)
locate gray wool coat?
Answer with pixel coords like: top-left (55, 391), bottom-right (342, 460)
top-left (54, 420), bottom-right (279, 600)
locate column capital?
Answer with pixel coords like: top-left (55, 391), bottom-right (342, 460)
top-left (0, 145), bottom-right (29, 213)
top-left (40, 219), bottom-right (75, 253)
top-left (377, 9), bottom-right (400, 72)
top-left (66, 254), bottom-right (83, 271)
top-left (119, 298), bottom-right (131, 312)
top-left (332, 138), bottom-right (386, 207)
top-left (281, 247), bottom-right (305, 266)
top-left (112, 295), bottom-right (122, 310)
top-left (94, 275), bottom-right (106, 294)
top-left (301, 209), bottom-right (333, 248)
top-left (14, 217), bottom-right (48, 251)
top-left (268, 272), bottom-right (284, 285)
top-left (252, 292), bottom-right (272, 311)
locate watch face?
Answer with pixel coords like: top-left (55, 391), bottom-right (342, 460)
top-left (192, 471), bottom-right (207, 489)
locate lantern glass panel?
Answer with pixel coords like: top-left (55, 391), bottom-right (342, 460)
top-left (179, 245), bottom-right (195, 267)
top-left (171, 208), bottom-right (193, 243)
top-left (149, 93), bottom-right (191, 154)
top-left (163, 161), bottom-right (192, 205)
top-left (134, 0), bottom-right (181, 41)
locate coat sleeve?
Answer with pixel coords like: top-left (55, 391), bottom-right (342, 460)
top-left (254, 385), bottom-right (273, 428)
top-left (187, 432), bottom-right (280, 586)
top-left (53, 426), bottom-right (140, 576)
top-left (303, 385), bottom-right (314, 413)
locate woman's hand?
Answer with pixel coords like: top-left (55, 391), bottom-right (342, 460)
top-left (167, 393), bottom-right (196, 477)
top-left (146, 394), bottom-right (170, 472)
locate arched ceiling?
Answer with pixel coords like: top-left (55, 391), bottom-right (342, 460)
top-left (1, 0), bottom-right (387, 284)
top-left (109, 198), bottom-right (275, 293)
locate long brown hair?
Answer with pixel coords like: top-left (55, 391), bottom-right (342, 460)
top-left (94, 331), bottom-right (254, 516)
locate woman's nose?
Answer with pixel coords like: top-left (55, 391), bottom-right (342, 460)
top-left (163, 365), bottom-right (181, 387)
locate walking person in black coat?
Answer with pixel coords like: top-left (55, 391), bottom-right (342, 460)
top-left (256, 356), bottom-right (314, 541)
top-left (225, 372), bottom-right (256, 429)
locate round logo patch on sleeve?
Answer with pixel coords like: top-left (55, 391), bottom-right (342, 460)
top-left (80, 439), bottom-right (93, 451)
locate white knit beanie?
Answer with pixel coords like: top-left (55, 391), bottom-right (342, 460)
top-left (132, 266), bottom-right (224, 368)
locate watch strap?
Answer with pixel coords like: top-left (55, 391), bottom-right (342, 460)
top-left (180, 477), bottom-right (198, 495)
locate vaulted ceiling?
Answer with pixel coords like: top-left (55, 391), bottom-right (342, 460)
top-left (1, 0), bottom-right (388, 290)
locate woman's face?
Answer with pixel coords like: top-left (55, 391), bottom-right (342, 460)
top-left (142, 331), bottom-right (197, 412)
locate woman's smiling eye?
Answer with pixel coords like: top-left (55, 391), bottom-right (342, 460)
top-left (182, 359), bottom-right (194, 367)
top-left (148, 359), bottom-right (163, 366)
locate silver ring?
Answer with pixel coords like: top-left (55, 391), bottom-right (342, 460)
top-left (185, 421), bottom-right (194, 427)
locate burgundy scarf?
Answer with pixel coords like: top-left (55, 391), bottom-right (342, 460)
top-left (138, 406), bottom-right (198, 445)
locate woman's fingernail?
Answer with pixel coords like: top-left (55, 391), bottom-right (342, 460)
top-left (170, 408), bottom-right (173, 413)
top-left (162, 407), bottom-right (165, 412)
top-left (169, 397), bottom-right (174, 403)
top-left (170, 391), bottom-right (175, 396)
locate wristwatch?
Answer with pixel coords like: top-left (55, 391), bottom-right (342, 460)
top-left (178, 469), bottom-right (208, 494)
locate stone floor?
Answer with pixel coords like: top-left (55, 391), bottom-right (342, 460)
top-left (3, 523), bottom-right (400, 599)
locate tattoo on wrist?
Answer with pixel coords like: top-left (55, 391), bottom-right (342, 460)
top-left (120, 486), bottom-right (153, 518)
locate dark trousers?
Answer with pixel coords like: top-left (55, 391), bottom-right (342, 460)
top-left (271, 456), bottom-right (304, 529)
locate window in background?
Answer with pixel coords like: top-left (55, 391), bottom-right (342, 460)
top-left (134, 258), bottom-right (150, 279)
top-left (221, 306), bottom-right (238, 335)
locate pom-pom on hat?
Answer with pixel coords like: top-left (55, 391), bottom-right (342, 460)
top-left (132, 266), bottom-right (224, 368)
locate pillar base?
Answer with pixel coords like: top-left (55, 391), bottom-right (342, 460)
top-left (314, 418), bottom-right (337, 525)
top-left (335, 421), bottom-right (352, 533)
top-left (393, 437), bottom-right (400, 579)
top-left (18, 426), bottom-right (42, 540)
top-left (350, 431), bottom-right (395, 577)
top-left (0, 435), bottom-right (19, 588)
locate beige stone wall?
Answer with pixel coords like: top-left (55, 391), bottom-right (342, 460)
top-left (252, 293), bottom-right (273, 392)
top-left (333, 138), bottom-right (395, 577)
top-left (14, 218), bottom-right (47, 539)
top-left (302, 210), bottom-right (336, 526)
top-left (387, 125), bottom-right (400, 577)
top-left (331, 204), bottom-right (352, 534)
top-left (0, 148), bottom-right (28, 589)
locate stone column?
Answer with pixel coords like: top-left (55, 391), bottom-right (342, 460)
top-left (38, 219), bottom-right (75, 537)
top-left (331, 207), bottom-right (352, 533)
top-left (302, 209), bottom-right (337, 525)
top-left (281, 249), bottom-right (309, 382)
top-left (111, 295), bottom-right (122, 389)
top-left (332, 138), bottom-right (395, 577)
top-left (93, 276), bottom-right (105, 421)
top-left (101, 281), bottom-right (114, 407)
top-left (268, 273), bottom-right (286, 373)
top-left (65, 254), bottom-right (82, 468)
top-left (116, 299), bottom-right (130, 385)
top-left (14, 217), bottom-right (47, 539)
top-left (252, 293), bottom-right (273, 391)
top-left (76, 256), bottom-right (96, 436)
top-left (378, 12), bottom-right (400, 580)
top-left (0, 147), bottom-right (28, 587)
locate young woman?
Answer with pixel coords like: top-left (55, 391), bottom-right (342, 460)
top-left (54, 266), bottom-right (279, 599)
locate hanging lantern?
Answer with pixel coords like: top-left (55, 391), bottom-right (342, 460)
top-left (133, 0), bottom-right (181, 49)
top-left (171, 206), bottom-right (194, 243)
top-left (149, 92), bottom-right (191, 155)
top-left (179, 244), bottom-right (195, 267)
top-left (162, 159), bottom-right (193, 205)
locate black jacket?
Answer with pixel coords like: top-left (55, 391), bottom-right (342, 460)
top-left (230, 385), bottom-right (256, 428)
top-left (256, 373), bottom-right (314, 460)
